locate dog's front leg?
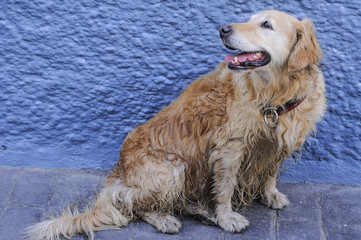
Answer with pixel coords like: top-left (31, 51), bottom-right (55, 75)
top-left (261, 170), bottom-right (290, 209)
top-left (210, 141), bottom-right (249, 232)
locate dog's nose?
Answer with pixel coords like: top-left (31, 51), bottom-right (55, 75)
top-left (219, 25), bottom-right (233, 38)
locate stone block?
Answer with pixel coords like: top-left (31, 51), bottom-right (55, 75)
top-left (322, 185), bottom-right (361, 204)
top-left (0, 206), bottom-right (43, 240)
top-left (0, 167), bottom-right (21, 209)
top-left (11, 168), bottom-right (56, 207)
top-left (47, 169), bottom-right (103, 214)
top-left (277, 219), bottom-right (324, 240)
top-left (322, 202), bottom-right (361, 240)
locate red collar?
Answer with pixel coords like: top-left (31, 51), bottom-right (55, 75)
top-left (263, 96), bottom-right (306, 126)
top-left (276, 96), bottom-right (306, 116)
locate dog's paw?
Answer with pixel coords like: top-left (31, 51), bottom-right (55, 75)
top-left (217, 211), bottom-right (249, 233)
top-left (156, 215), bottom-right (182, 234)
top-left (261, 191), bottom-right (290, 209)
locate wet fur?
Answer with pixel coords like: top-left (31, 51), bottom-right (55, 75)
top-left (26, 10), bottom-right (326, 239)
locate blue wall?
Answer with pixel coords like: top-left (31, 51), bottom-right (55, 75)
top-left (1, 0), bottom-right (360, 185)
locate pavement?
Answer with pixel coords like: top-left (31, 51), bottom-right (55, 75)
top-left (0, 166), bottom-right (360, 240)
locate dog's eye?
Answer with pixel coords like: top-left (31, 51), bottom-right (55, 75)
top-left (261, 21), bottom-right (273, 30)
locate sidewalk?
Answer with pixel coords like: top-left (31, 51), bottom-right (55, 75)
top-left (0, 166), bottom-right (360, 240)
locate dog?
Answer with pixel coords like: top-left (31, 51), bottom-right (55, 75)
top-left (26, 10), bottom-right (326, 239)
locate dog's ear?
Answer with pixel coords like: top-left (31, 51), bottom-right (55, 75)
top-left (288, 19), bottom-right (322, 72)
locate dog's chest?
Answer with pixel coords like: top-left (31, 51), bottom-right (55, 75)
top-left (224, 96), bottom-right (308, 154)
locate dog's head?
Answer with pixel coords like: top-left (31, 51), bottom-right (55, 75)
top-left (220, 10), bottom-right (322, 72)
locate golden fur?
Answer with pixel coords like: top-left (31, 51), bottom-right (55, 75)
top-left (26, 10), bottom-right (326, 239)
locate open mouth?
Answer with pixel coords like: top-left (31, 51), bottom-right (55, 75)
top-left (224, 50), bottom-right (271, 70)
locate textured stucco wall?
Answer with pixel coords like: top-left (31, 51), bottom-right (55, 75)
top-left (1, 0), bottom-right (360, 185)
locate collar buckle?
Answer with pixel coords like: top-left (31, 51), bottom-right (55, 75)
top-left (263, 96), bottom-right (306, 126)
top-left (263, 107), bottom-right (279, 126)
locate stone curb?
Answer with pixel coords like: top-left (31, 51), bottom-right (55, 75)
top-left (0, 166), bottom-right (360, 240)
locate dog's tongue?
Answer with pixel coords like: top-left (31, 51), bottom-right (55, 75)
top-left (224, 52), bottom-right (262, 64)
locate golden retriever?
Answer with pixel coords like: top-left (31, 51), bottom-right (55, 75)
top-left (26, 10), bottom-right (326, 239)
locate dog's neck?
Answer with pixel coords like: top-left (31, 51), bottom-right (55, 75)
top-left (231, 65), bottom-right (316, 107)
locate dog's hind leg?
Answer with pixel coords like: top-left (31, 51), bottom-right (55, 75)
top-left (183, 202), bottom-right (217, 225)
top-left (108, 158), bottom-right (187, 233)
top-left (140, 211), bottom-right (182, 233)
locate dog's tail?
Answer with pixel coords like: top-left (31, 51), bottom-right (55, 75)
top-left (25, 186), bottom-right (132, 240)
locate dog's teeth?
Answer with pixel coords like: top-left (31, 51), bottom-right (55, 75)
top-left (234, 57), bottom-right (239, 63)
top-left (255, 52), bottom-right (262, 57)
